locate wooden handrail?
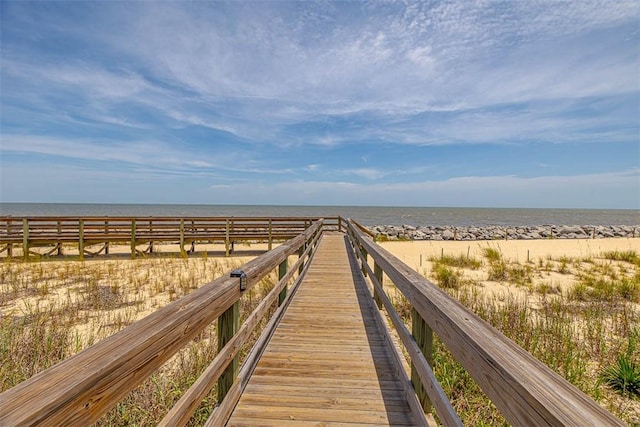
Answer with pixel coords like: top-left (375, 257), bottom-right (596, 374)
top-left (344, 219), bottom-right (623, 426)
top-left (0, 220), bottom-right (323, 425)
top-left (159, 224), bottom-right (322, 425)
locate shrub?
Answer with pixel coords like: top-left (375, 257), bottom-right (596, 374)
top-left (602, 356), bottom-right (640, 398)
top-left (482, 247), bottom-right (502, 263)
top-left (617, 278), bottom-right (640, 303)
top-left (434, 264), bottom-right (463, 289)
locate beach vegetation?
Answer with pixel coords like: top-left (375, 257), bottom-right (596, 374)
top-left (603, 250), bottom-right (639, 265)
top-left (2, 240), bottom-right (640, 425)
top-left (0, 252), bottom-right (278, 425)
top-left (433, 264), bottom-right (463, 289)
top-left (430, 253), bottom-right (482, 270)
top-left (602, 356), bottom-right (640, 398)
top-left (419, 246), bottom-right (640, 424)
top-left (602, 329), bottom-right (640, 398)
top-left (482, 247), bottom-right (502, 263)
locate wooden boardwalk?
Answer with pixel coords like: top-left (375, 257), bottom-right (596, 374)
top-left (227, 234), bottom-right (420, 426)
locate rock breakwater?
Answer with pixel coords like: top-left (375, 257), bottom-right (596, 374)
top-left (368, 224), bottom-right (639, 241)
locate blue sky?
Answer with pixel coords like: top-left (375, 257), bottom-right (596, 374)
top-left (1, 1), bottom-right (639, 208)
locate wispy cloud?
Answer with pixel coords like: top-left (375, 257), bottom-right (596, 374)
top-left (1, 134), bottom-right (216, 171)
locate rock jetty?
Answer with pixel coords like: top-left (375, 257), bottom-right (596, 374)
top-left (367, 224), bottom-right (639, 241)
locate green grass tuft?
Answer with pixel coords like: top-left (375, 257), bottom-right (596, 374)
top-left (431, 253), bottom-right (482, 270)
top-left (603, 250), bottom-right (638, 265)
top-left (433, 264), bottom-right (464, 289)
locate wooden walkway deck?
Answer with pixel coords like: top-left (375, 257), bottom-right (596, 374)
top-left (227, 234), bottom-right (419, 426)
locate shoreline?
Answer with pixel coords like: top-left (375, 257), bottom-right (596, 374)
top-left (368, 224), bottom-right (639, 241)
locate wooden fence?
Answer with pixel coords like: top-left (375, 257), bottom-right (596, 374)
top-left (0, 216), bottom-right (341, 259)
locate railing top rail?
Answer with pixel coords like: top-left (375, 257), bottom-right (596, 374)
top-left (0, 215), bottom-right (341, 221)
top-left (0, 220), bottom-right (324, 425)
top-left (344, 218), bottom-right (623, 426)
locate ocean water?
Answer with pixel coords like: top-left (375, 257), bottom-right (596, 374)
top-left (1, 203), bottom-right (638, 227)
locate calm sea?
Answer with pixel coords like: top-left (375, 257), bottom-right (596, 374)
top-left (1, 203), bottom-right (638, 227)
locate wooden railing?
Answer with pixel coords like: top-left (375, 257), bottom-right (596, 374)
top-left (344, 218), bottom-right (624, 426)
top-left (0, 216), bottom-right (341, 259)
top-left (0, 220), bottom-right (324, 425)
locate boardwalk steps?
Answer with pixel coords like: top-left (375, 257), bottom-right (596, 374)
top-left (226, 233), bottom-right (424, 426)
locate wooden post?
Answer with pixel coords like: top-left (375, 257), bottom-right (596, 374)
top-left (149, 220), bottom-right (154, 253)
top-left (373, 262), bottom-right (383, 310)
top-left (57, 221), bottom-right (63, 256)
top-left (104, 220), bottom-right (109, 255)
top-left (22, 219), bottom-right (29, 261)
top-left (179, 219), bottom-right (186, 258)
top-left (338, 217), bottom-right (342, 233)
top-left (298, 243), bottom-right (305, 275)
top-left (268, 219), bottom-right (273, 251)
top-left (361, 245), bottom-right (368, 277)
top-left (225, 219), bottom-right (230, 257)
top-left (130, 219), bottom-right (136, 259)
top-left (7, 219), bottom-right (12, 258)
top-left (411, 307), bottom-right (433, 414)
top-left (78, 219), bottom-right (84, 261)
top-left (217, 301), bottom-right (239, 401)
top-left (278, 258), bottom-right (288, 306)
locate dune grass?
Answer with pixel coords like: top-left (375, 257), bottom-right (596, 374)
top-left (419, 249), bottom-right (640, 425)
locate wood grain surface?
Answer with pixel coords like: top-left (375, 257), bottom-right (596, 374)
top-left (226, 234), bottom-right (420, 426)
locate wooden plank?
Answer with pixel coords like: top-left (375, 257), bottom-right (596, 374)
top-left (160, 235), bottom-right (320, 426)
top-left (349, 234), bottom-right (460, 426)
top-left (227, 234), bottom-right (419, 426)
top-left (230, 406), bottom-right (415, 425)
top-left (228, 417), bottom-right (411, 427)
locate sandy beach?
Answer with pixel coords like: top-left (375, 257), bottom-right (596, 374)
top-left (379, 237), bottom-right (640, 298)
top-left (380, 237), bottom-right (640, 267)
